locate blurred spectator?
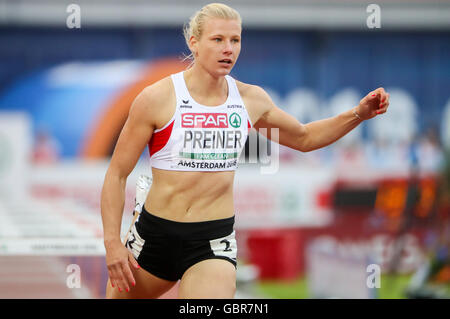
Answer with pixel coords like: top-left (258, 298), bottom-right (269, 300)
top-left (365, 138), bottom-right (411, 171)
top-left (32, 128), bottom-right (61, 164)
top-left (416, 128), bottom-right (445, 173)
top-left (334, 141), bottom-right (367, 170)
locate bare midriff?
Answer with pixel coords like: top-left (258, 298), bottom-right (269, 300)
top-left (144, 167), bottom-right (235, 222)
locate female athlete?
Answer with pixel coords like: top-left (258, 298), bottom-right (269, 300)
top-left (101, 2), bottom-right (390, 299)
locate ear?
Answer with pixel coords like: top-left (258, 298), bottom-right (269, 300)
top-left (189, 35), bottom-right (199, 56)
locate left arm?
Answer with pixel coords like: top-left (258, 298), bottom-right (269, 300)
top-left (251, 86), bottom-right (390, 152)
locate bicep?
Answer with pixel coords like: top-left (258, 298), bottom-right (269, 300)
top-left (254, 103), bottom-right (307, 151)
top-left (107, 91), bottom-right (155, 178)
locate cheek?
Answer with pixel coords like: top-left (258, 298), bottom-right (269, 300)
top-left (201, 46), bottom-right (218, 62)
top-left (197, 44), bottom-right (214, 57)
top-left (233, 45), bottom-right (241, 58)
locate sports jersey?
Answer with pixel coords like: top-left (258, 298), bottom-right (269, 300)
top-left (148, 71), bottom-right (252, 171)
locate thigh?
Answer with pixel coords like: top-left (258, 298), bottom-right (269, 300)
top-left (178, 259), bottom-right (236, 299)
top-left (106, 265), bottom-right (177, 299)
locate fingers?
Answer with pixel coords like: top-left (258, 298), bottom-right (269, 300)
top-left (108, 266), bottom-right (124, 292)
top-left (128, 251), bottom-right (141, 270)
top-left (107, 260), bottom-right (137, 293)
top-left (369, 88), bottom-right (389, 115)
top-left (369, 91), bottom-right (379, 100)
top-left (108, 271), bottom-right (117, 289)
top-left (377, 92), bottom-right (390, 115)
top-left (370, 87), bottom-right (387, 101)
top-left (108, 265), bottom-right (124, 292)
top-left (122, 260), bottom-right (137, 290)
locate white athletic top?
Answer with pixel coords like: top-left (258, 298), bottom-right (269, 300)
top-left (148, 71), bottom-right (253, 171)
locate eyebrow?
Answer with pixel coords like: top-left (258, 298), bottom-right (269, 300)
top-left (210, 34), bottom-right (241, 38)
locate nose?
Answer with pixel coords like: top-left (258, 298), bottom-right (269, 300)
top-left (223, 40), bottom-right (233, 54)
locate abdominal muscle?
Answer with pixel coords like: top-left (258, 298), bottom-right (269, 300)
top-left (143, 167), bottom-right (236, 222)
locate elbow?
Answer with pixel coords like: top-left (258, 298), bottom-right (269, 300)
top-left (299, 145), bottom-right (315, 153)
top-left (300, 146), bottom-right (313, 153)
top-left (296, 125), bottom-right (313, 152)
top-left (101, 169), bottom-right (127, 205)
top-left (103, 166), bottom-right (128, 187)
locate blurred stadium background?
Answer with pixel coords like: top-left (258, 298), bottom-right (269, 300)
top-left (0, 0), bottom-right (449, 299)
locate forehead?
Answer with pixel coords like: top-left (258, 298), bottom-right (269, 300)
top-left (202, 18), bottom-right (241, 36)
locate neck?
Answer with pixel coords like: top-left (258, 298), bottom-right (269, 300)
top-left (184, 64), bottom-right (228, 99)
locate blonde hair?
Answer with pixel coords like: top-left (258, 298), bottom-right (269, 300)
top-left (182, 3), bottom-right (242, 67)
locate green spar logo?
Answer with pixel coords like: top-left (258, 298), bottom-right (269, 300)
top-left (229, 113), bottom-right (241, 128)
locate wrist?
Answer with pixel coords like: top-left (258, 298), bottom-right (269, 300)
top-left (104, 236), bottom-right (122, 248)
top-left (352, 107), bottom-right (363, 121)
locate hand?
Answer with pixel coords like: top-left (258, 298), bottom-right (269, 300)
top-left (355, 87), bottom-right (390, 120)
top-left (105, 239), bottom-right (140, 293)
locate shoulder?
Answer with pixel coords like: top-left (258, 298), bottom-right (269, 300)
top-left (234, 80), bottom-right (267, 100)
top-left (129, 75), bottom-right (175, 128)
top-left (235, 80), bottom-right (275, 108)
top-left (234, 79), bottom-right (275, 121)
top-left (138, 76), bottom-right (174, 110)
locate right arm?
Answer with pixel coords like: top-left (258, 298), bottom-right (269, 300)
top-left (100, 87), bottom-right (158, 292)
top-left (101, 88), bottom-right (156, 244)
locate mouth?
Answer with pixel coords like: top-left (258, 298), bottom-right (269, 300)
top-left (218, 59), bottom-right (232, 66)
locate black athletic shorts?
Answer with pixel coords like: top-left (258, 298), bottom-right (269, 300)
top-left (124, 205), bottom-right (237, 282)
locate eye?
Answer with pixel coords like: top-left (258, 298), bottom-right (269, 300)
top-left (214, 38), bottom-right (222, 42)
top-left (232, 38), bottom-right (240, 43)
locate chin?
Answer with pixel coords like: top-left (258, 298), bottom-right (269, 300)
top-left (218, 69), bottom-right (231, 76)
top-left (212, 67), bottom-right (232, 78)
top-left (199, 61), bottom-right (233, 78)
